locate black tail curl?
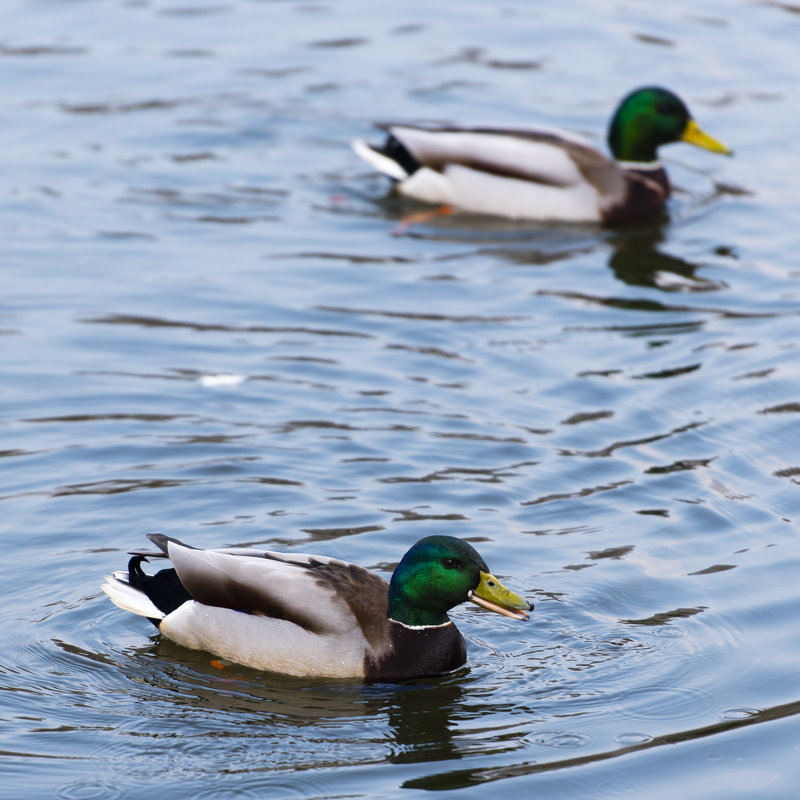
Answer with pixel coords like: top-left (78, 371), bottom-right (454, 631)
top-left (127, 555), bottom-right (191, 626)
top-left (380, 134), bottom-right (420, 177)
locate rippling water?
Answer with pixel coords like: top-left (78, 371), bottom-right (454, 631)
top-left (2, 0), bottom-right (800, 797)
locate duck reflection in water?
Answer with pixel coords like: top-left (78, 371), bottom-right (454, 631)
top-left (605, 222), bottom-right (730, 292)
top-left (384, 679), bottom-right (465, 764)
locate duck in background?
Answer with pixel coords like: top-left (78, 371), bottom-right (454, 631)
top-left (352, 86), bottom-right (732, 225)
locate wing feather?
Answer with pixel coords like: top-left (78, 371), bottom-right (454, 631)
top-left (385, 124), bottom-right (608, 188)
top-left (165, 541), bottom-right (388, 639)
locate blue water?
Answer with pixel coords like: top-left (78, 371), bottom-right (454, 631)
top-left (2, 0), bottom-right (800, 797)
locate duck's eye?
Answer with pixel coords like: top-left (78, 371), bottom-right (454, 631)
top-left (656, 102), bottom-right (679, 116)
top-left (442, 557), bottom-right (460, 569)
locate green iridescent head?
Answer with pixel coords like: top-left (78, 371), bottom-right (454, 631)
top-left (387, 535), bottom-right (532, 627)
top-left (607, 86), bottom-right (731, 163)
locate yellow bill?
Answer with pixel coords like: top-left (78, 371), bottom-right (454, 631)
top-left (681, 118), bottom-right (732, 156)
top-left (469, 571), bottom-right (532, 620)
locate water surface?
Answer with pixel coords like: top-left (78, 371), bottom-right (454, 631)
top-left (2, 0), bottom-right (800, 798)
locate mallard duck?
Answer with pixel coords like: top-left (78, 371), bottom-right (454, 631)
top-left (352, 86), bottom-right (732, 224)
top-left (102, 534), bottom-right (532, 682)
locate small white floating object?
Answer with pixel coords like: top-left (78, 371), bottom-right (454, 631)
top-left (199, 373), bottom-right (247, 388)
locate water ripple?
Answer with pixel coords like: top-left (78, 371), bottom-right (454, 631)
top-left (619, 685), bottom-right (718, 722)
top-left (526, 730), bottom-right (593, 749)
top-left (538, 289), bottom-right (792, 319)
top-left (82, 314), bottom-right (370, 338)
top-left (316, 306), bottom-right (527, 323)
top-left (56, 783), bottom-right (121, 800)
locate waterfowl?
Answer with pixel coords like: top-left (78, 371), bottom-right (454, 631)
top-left (352, 86), bottom-right (732, 224)
top-left (102, 534), bottom-right (532, 682)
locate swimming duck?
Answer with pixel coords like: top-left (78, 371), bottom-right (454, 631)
top-left (352, 86), bottom-right (732, 224)
top-left (102, 534), bottom-right (532, 682)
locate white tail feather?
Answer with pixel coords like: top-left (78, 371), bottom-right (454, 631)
top-left (101, 574), bottom-right (165, 620)
top-left (351, 138), bottom-right (409, 181)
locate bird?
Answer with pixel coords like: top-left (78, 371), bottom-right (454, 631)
top-left (351, 86), bottom-right (732, 225)
top-left (102, 533), bottom-right (532, 682)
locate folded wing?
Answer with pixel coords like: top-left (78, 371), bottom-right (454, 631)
top-left (156, 536), bottom-right (389, 641)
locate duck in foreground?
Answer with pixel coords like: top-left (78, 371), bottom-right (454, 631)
top-left (352, 86), bottom-right (732, 224)
top-left (102, 534), bottom-right (532, 682)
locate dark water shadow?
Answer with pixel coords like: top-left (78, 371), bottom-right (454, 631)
top-left (604, 220), bottom-right (728, 292)
top-left (82, 313), bottom-right (371, 339)
top-left (382, 681), bottom-right (466, 764)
